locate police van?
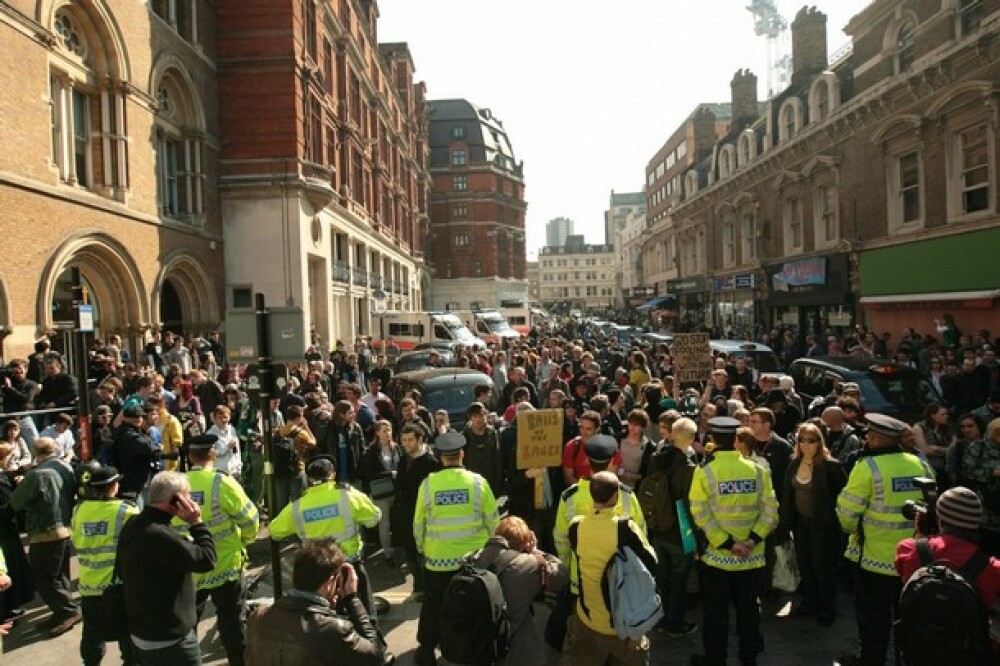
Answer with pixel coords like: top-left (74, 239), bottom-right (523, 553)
top-left (372, 311), bottom-right (486, 353)
top-left (498, 305), bottom-right (553, 336)
top-left (455, 309), bottom-right (521, 346)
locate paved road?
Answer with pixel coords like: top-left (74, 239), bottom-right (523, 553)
top-left (4, 531), bottom-right (862, 665)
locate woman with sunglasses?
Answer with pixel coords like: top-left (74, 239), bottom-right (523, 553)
top-left (777, 422), bottom-right (847, 625)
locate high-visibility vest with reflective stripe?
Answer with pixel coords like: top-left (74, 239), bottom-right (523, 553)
top-left (837, 450), bottom-right (932, 575)
top-left (71, 499), bottom-right (138, 596)
top-left (414, 466), bottom-right (498, 571)
top-left (689, 450), bottom-right (779, 571)
top-left (553, 478), bottom-right (646, 591)
top-left (269, 481), bottom-right (381, 558)
top-left (175, 468), bottom-right (260, 589)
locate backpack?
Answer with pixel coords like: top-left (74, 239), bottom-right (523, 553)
top-left (271, 427), bottom-right (301, 478)
top-left (440, 550), bottom-right (517, 666)
top-left (636, 468), bottom-right (676, 534)
top-left (607, 545), bottom-right (664, 640)
top-left (895, 538), bottom-right (994, 666)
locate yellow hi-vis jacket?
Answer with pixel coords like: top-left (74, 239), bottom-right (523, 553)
top-left (269, 481), bottom-right (381, 558)
top-left (837, 448), bottom-right (933, 575)
top-left (175, 467), bottom-right (259, 590)
top-left (689, 450), bottom-right (778, 571)
top-left (71, 499), bottom-right (139, 596)
top-left (414, 466), bottom-right (499, 571)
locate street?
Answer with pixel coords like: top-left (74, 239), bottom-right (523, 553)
top-left (3, 527), bottom-right (863, 665)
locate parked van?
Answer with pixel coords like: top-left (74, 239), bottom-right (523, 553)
top-left (498, 306), bottom-right (553, 336)
top-left (372, 311), bottom-right (486, 352)
top-left (456, 310), bottom-right (521, 346)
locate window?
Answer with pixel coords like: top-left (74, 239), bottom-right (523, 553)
top-left (741, 209), bottom-right (757, 261)
top-left (898, 151), bottom-right (921, 224)
top-left (151, 0), bottom-right (197, 42)
top-left (453, 175), bottom-right (467, 191)
top-left (473, 260), bottom-right (483, 277)
top-left (815, 83), bottom-right (829, 122)
top-left (738, 132), bottom-right (754, 167)
top-left (452, 126), bottom-right (465, 139)
top-left (158, 135), bottom-right (180, 215)
top-left (303, 0), bottom-right (316, 61)
top-left (452, 203), bottom-right (468, 218)
top-left (960, 0), bottom-right (983, 35)
top-left (783, 198), bottom-right (803, 254)
top-left (444, 262), bottom-right (453, 278)
top-left (954, 124), bottom-right (991, 216)
top-left (451, 150), bottom-right (466, 166)
top-left (722, 217), bottom-right (736, 267)
top-left (815, 185), bottom-right (839, 247)
top-left (70, 88), bottom-right (91, 186)
top-left (684, 171), bottom-right (698, 198)
top-left (719, 146), bottom-right (734, 179)
top-left (155, 73), bottom-right (206, 220)
top-left (453, 232), bottom-right (470, 247)
top-left (779, 98), bottom-right (802, 143)
top-left (896, 20), bottom-right (916, 74)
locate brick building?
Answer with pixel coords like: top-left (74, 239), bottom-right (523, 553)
top-left (0, 0), bottom-right (223, 358)
top-left (644, 0), bottom-right (1000, 339)
top-left (427, 99), bottom-right (528, 310)
top-left (218, 0), bottom-right (431, 348)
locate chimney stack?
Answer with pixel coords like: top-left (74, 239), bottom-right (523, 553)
top-left (791, 6), bottom-right (828, 84)
top-left (693, 106), bottom-right (718, 162)
top-left (730, 69), bottom-right (759, 131)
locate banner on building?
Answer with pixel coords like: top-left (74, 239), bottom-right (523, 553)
top-left (672, 332), bottom-right (712, 383)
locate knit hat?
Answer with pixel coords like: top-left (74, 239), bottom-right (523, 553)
top-left (937, 486), bottom-right (983, 531)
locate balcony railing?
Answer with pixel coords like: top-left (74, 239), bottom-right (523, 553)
top-left (332, 260), bottom-right (351, 283)
top-left (352, 268), bottom-right (368, 287)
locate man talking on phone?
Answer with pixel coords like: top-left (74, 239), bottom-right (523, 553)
top-left (117, 471), bottom-right (217, 665)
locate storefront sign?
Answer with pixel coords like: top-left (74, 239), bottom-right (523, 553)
top-left (672, 332), bottom-right (712, 383)
top-left (773, 257), bottom-right (827, 288)
top-left (667, 276), bottom-right (708, 295)
top-left (713, 274), bottom-right (756, 292)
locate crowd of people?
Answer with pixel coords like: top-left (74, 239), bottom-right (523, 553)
top-left (0, 316), bottom-right (999, 664)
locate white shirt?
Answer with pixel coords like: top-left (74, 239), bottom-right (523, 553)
top-left (207, 424), bottom-right (242, 477)
top-left (39, 425), bottom-right (75, 460)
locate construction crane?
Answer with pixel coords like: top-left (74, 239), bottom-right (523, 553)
top-left (747, 0), bottom-right (791, 97)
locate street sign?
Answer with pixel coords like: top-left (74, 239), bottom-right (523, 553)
top-left (372, 290), bottom-right (387, 315)
top-left (225, 307), bottom-right (306, 364)
top-left (244, 363), bottom-right (289, 401)
top-left (77, 304), bottom-right (94, 332)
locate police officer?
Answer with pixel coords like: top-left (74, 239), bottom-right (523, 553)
top-left (413, 431), bottom-right (499, 666)
top-left (269, 455), bottom-right (382, 615)
top-left (689, 417), bottom-right (779, 666)
top-left (836, 413), bottom-right (934, 666)
top-left (71, 465), bottom-right (139, 665)
top-left (549, 434), bottom-right (646, 650)
top-left (180, 434), bottom-right (260, 666)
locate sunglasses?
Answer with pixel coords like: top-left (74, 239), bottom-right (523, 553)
top-left (799, 437), bottom-right (821, 444)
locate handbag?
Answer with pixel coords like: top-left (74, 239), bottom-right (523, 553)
top-left (369, 474), bottom-right (396, 500)
top-left (772, 540), bottom-right (801, 593)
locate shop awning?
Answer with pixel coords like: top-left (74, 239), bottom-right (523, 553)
top-left (637, 295), bottom-right (677, 310)
top-left (859, 289), bottom-right (1000, 305)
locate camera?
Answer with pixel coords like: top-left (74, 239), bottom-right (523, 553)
top-left (901, 476), bottom-right (939, 535)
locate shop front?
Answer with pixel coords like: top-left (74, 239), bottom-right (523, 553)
top-left (667, 276), bottom-right (711, 331)
top-left (859, 228), bottom-right (1000, 338)
top-left (765, 254), bottom-right (854, 338)
top-left (712, 272), bottom-right (762, 339)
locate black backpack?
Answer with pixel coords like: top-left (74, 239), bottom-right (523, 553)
top-left (895, 538), bottom-right (994, 666)
top-left (636, 468), bottom-right (675, 534)
top-left (440, 550), bottom-right (517, 666)
top-left (271, 427), bottom-right (301, 478)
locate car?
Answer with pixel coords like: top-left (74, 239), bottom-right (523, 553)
top-left (610, 324), bottom-right (645, 346)
top-left (394, 350), bottom-right (456, 374)
top-left (710, 340), bottom-right (784, 373)
top-left (385, 368), bottom-right (493, 432)
top-left (643, 332), bottom-right (675, 346)
top-left (787, 356), bottom-right (940, 424)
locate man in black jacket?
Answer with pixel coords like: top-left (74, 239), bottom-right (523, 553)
top-left (2, 359), bottom-right (39, 447)
top-left (391, 424), bottom-right (441, 598)
top-left (113, 405), bottom-right (158, 501)
top-left (749, 406), bottom-right (794, 595)
top-left (117, 471), bottom-right (216, 665)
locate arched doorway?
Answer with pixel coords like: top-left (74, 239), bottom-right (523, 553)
top-left (159, 280), bottom-right (184, 336)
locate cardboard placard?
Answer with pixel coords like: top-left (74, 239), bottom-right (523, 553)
top-left (672, 332), bottom-right (712, 383)
top-left (516, 409), bottom-right (564, 469)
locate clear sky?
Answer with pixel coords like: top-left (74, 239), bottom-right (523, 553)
top-left (377, 0), bottom-right (873, 259)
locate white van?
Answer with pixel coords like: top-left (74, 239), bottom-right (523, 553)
top-left (498, 306), bottom-right (553, 336)
top-left (457, 310), bottom-right (521, 346)
top-left (372, 311), bottom-right (486, 353)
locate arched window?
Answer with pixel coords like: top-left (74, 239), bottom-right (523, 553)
top-left (49, 6), bottom-right (128, 197)
top-left (684, 171), bottom-right (699, 198)
top-left (808, 74), bottom-right (841, 124)
top-left (778, 98), bottom-right (803, 143)
top-left (154, 68), bottom-right (206, 221)
top-left (719, 145), bottom-right (735, 179)
top-left (896, 20), bottom-right (916, 74)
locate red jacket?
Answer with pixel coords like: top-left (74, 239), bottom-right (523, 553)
top-left (895, 534), bottom-right (1000, 608)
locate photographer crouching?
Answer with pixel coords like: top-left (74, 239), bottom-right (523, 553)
top-left (894, 486), bottom-right (1000, 665)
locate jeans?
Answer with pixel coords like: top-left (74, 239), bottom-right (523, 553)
top-left (19, 416), bottom-right (38, 449)
top-left (698, 563), bottom-right (764, 664)
top-left (374, 496), bottom-right (396, 560)
top-left (28, 537), bottom-right (77, 619)
top-left (134, 629), bottom-right (202, 666)
top-left (80, 595), bottom-right (139, 666)
top-left (650, 535), bottom-right (693, 630)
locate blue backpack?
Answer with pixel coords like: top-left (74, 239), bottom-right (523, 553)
top-left (607, 545), bottom-right (664, 640)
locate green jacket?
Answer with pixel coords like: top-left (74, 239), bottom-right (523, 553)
top-left (10, 458), bottom-right (75, 535)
